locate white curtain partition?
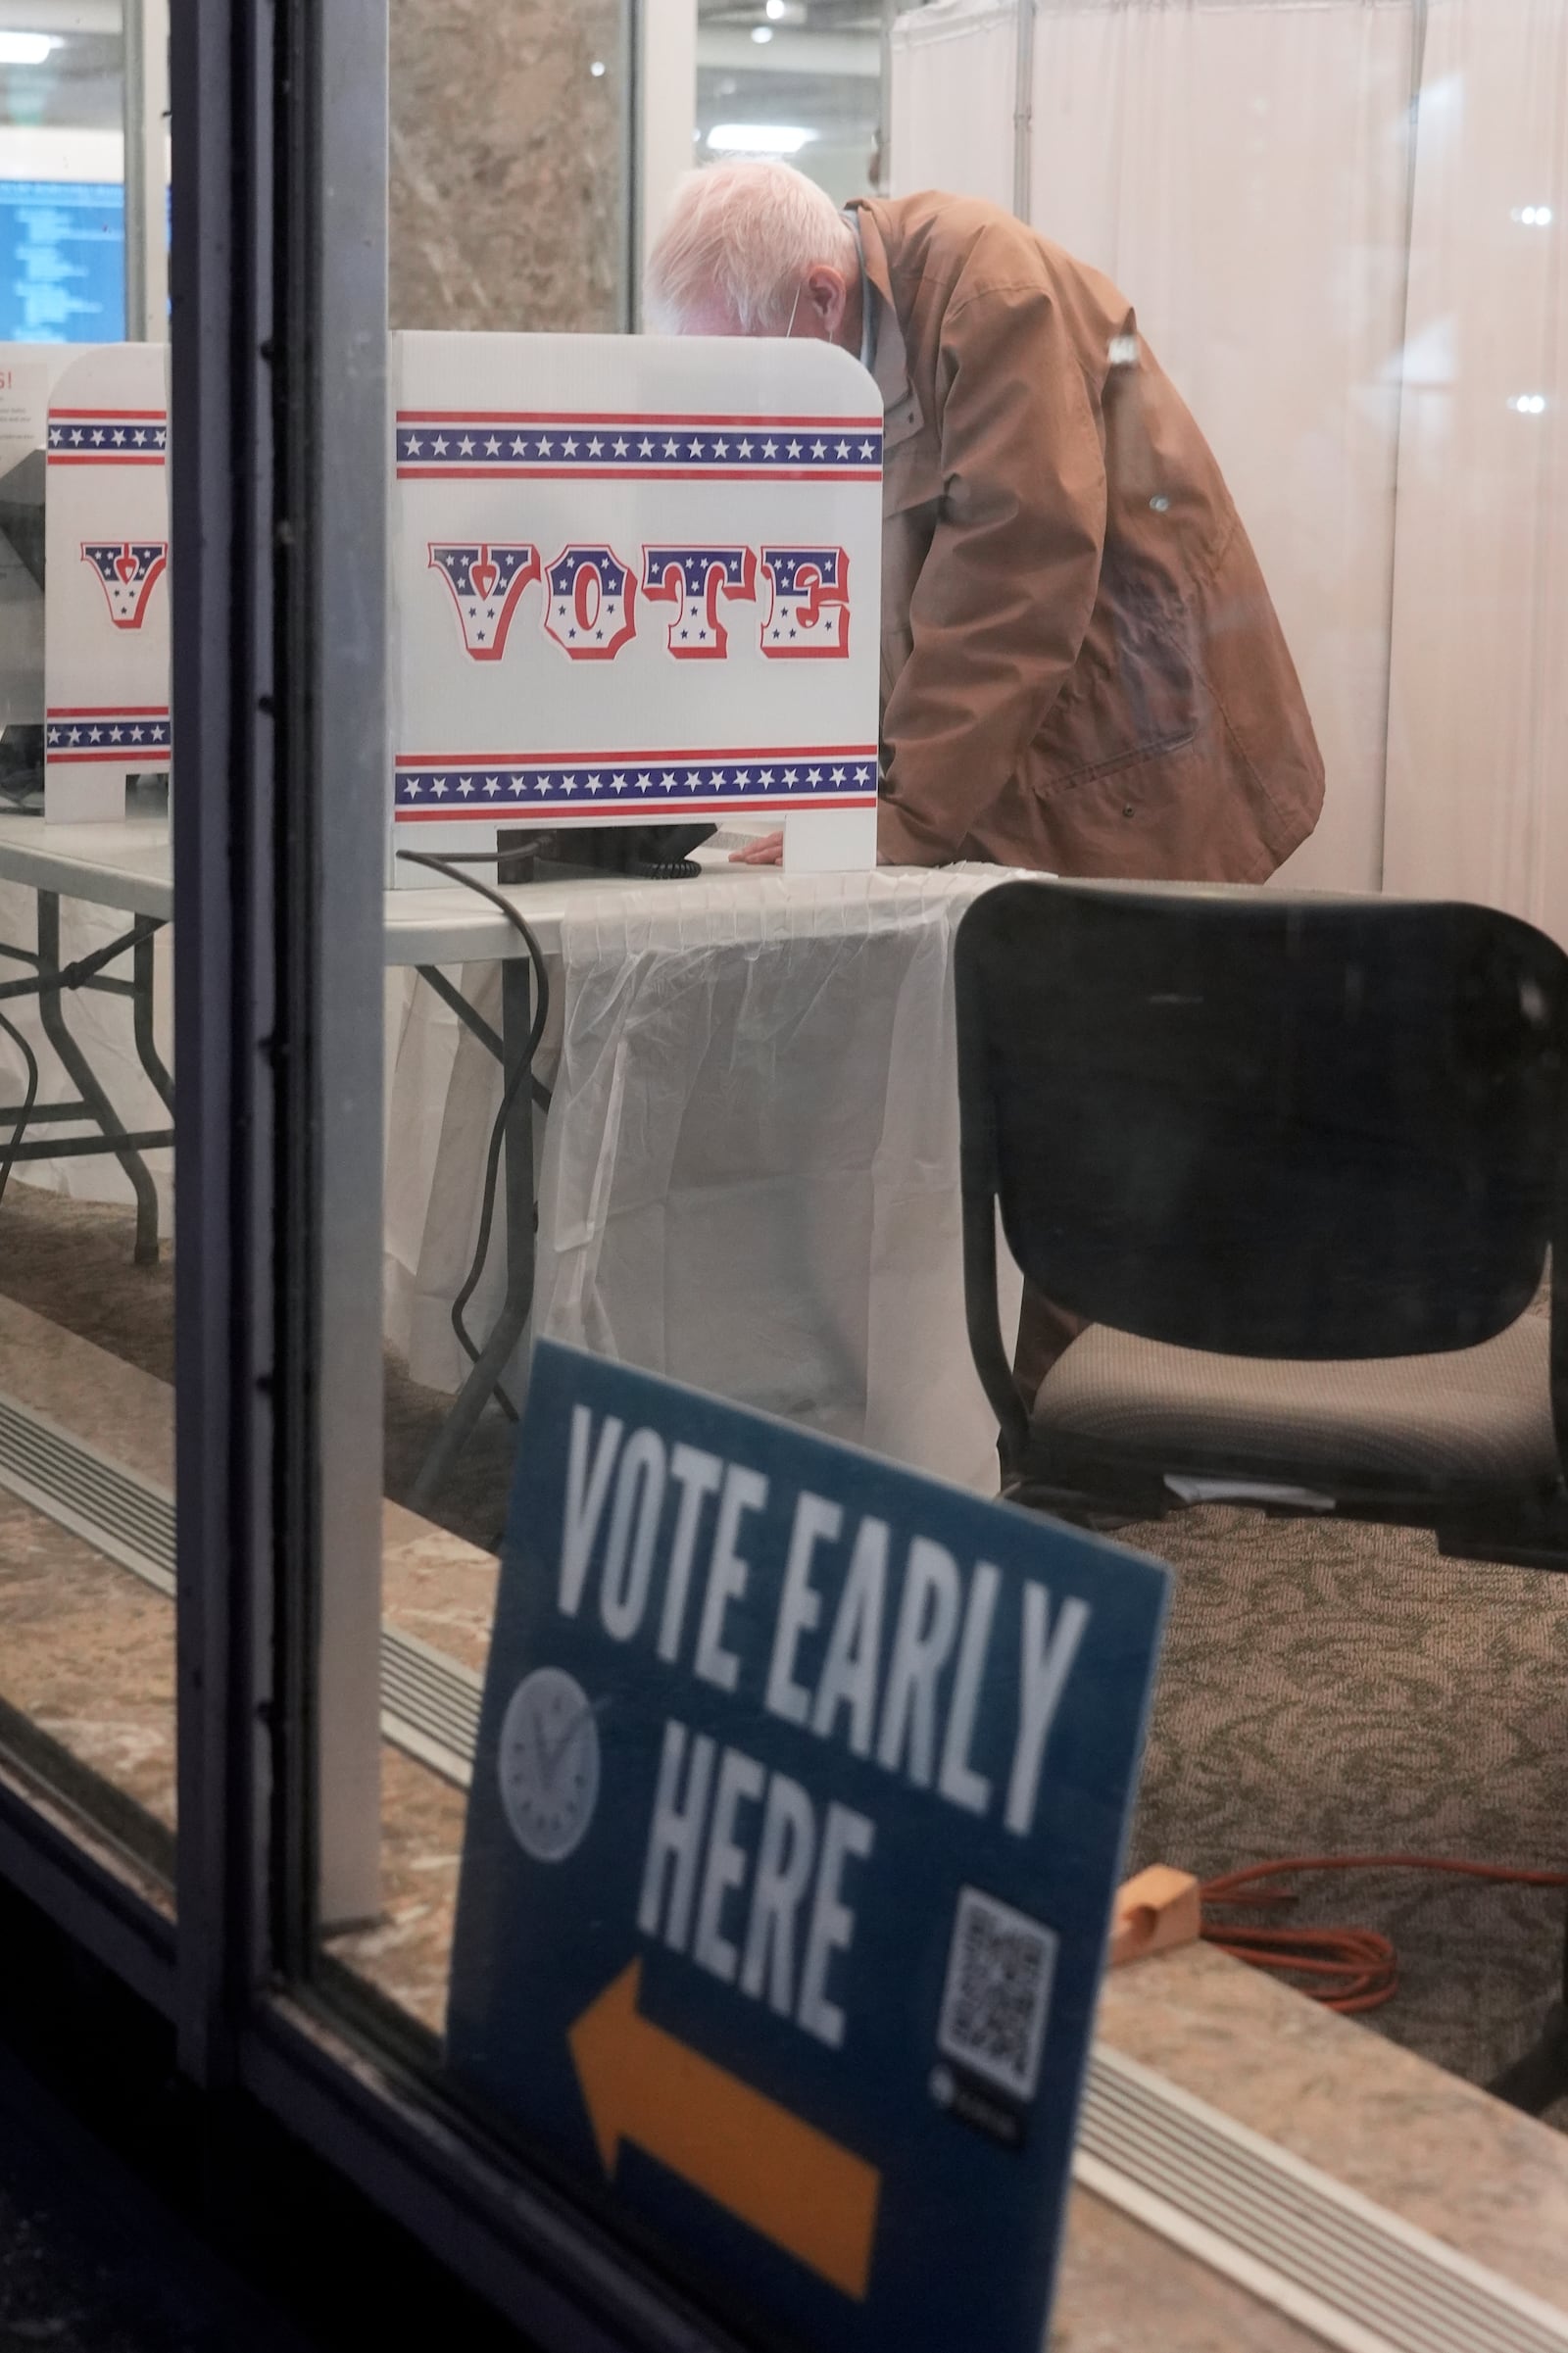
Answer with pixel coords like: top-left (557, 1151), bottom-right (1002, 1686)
top-left (890, 0), bottom-right (1017, 214)
top-left (1382, 0), bottom-right (1568, 928)
top-left (891, 0), bottom-right (1568, 937)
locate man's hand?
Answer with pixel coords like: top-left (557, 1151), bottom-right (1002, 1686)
top-left (728, 828), bottom-right (898, 869)
top-left (728, 830), bottom-right (784, 866)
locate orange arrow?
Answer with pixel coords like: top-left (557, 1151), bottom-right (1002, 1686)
top-left (568, 1959), bottom-right (881, 2300)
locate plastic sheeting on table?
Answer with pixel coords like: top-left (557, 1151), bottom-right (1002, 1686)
top-left (384, 868), bottom-right (1024, 1495)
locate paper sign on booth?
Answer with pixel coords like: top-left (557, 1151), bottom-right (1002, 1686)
top-left (390, 332), bottom-right (884, 881)
top-left (447, 1343), bottom-right (1169, 2353)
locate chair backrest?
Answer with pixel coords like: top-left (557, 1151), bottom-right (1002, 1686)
top-left (955, 880), bottom-right (1568, 1359)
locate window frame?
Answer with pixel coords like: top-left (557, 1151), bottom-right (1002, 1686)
top-left (161, 4), bottom-right (744, 2343)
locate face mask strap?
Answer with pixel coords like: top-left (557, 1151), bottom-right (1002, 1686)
top-left (783, 281), bottom-right (831, 341)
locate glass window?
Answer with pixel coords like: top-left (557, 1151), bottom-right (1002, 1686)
top-left (317, 0), bottom-right (643, 2034)
top-left (322, 0), bottom-right (1568, 2198)
top-left (0, 0), bottom-right (174, 1918)
top-left (1, 0), bottom-right (1552, 2346)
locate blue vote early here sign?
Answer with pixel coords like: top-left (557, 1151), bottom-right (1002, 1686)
top-left (446, 1342), bottom-right (1169, 2353)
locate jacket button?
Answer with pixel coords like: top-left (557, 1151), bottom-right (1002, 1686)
top-left (1122, 803), bottom-right (1135, 817)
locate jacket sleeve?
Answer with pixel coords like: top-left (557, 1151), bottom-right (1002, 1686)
top-left (877, 280), bottom-right (1107, 866)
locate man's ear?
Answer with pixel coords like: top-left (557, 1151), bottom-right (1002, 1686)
top-left (802, 263), bottom-right (851, 342)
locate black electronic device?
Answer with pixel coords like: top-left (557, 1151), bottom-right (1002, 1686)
top-left (0, 448), bottom-right (45, 591)
top-left (496, 821), bottom-right (714, 883)
top-left (0, 448), bottom-right (46, 804)
top-left (0, 726), bottom-right (42, 813)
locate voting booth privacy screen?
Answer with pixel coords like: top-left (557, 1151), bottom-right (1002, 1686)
top-left (448, 1345), bottom-right (1168, 2353)
top-left (22, 330), bottom-right (885, 863)
top-left (43, 340), bottom-right (171, 823)
top-left (391, 332), bottom-right (884, 879)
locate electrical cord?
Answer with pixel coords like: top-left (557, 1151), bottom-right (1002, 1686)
top-left (1199, 1854), bottom-right (1568, 2014)
top-left (451, 1049), bottom-right (532, 1424)
top-left (398, 838), bottom-right (699, 1404)
top-left (395, 850), bottom-right (553, 1421)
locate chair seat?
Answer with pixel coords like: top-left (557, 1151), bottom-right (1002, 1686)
top-left (1032, 1311), bottom-right (1558, 1498)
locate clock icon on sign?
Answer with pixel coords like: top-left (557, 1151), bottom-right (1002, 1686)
top-left (497, 1666), bottom-right (603, 1862)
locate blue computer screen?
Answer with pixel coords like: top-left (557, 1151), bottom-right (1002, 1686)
top-left (0, 180), bottom-right (124, 342)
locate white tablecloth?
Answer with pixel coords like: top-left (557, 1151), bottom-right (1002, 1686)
top-left (383, 868), bottom-right (1024, 1493)
top-left (0, 831), bottom-right (1027, 1491)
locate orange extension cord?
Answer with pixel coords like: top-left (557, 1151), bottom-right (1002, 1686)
top-left (1199, 1856), bottom-right (1568, 2015)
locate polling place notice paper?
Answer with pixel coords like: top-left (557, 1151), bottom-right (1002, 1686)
top-left (447, 1343), bottom-right (1169, 2353)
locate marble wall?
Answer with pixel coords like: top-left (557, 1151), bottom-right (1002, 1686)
top-left (390, 0), bottom-right (631, 333)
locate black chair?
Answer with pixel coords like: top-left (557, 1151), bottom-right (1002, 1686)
top-left (956, 878), bottom-right (1568, 2108)
top-left (956, 879), bottom-right (1568, 1555)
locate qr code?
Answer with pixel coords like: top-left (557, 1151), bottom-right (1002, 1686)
top-left (936, 1886), bottom-right (1057, 2103)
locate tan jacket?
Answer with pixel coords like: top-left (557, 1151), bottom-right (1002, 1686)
top-left (849, 194), bottom-right (1325, 877)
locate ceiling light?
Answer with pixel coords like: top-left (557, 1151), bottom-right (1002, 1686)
top-left (590, 58), bottom-right (606, 75)
top-left (707, 123), bottom-right (816, 155)
top-left (0, 32), bottom-right (60, 66)
top-left (1509, 393), bottom-right (1548, 415)
top-left (751, 25), bottom-right (773, 42)
top-left (766, 0), bottom-right (787, 17)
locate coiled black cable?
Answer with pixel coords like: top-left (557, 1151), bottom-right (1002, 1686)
top-left (396, 849), bottom-right (552, 1422)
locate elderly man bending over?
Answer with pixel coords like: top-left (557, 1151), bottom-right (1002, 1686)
top-left (646, 162), bottom-right (1323, 877)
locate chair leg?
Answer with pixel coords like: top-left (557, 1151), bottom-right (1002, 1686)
top-left (1439, 1488), bottom-right (1568, 1571)
top-left (1488, 1892), bottom-right (1568, 2115)
top-left (1489, 2005), bottom-right (1568, 2115)
top-left (1002, 1474), bottom-right (1168, 1532)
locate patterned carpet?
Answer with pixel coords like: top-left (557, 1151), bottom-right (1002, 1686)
top-left (3, 1186), bottom-right (1565, 2109)
top-left (1119, 1495), bottom-right (1568, 2101)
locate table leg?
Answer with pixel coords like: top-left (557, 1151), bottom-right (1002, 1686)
top-left (409, 954), bottom-right (537, 1513)
top-left (132, 926), bottom-right (173, 1110)
top-left (34, 891), bottom-right (162, 1265)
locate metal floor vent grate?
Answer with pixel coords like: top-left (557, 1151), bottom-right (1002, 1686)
top-left (0, 1392), bottom-right (176, 1592)
top-left (378, 1622), bottom-right (482, 1786)
top-left (1077, 2043), bottom-right (1568, 2353)
top-left (0, 1389), bottom-right (480, 1789)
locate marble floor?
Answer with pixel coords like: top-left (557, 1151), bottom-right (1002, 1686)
top-left (1065, 1939), bottom-right (1568, 2345)
top-left (0, 1293), bottom-right (176, 1894)
top-left (0, 1285), bottom-right (490, 2027)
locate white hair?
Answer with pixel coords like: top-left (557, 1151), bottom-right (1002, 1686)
top-left (644, 160), bottom-right (858, 334)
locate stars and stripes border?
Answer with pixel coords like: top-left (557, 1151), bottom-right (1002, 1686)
top-left (47, 709), bottom-right (172, 762)
top-left (47, 411), bottom-right (168, 465)
top-left (394, 746), bottom-right (878, 820)
top-left (396, 413), bottom-right (881, 483)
